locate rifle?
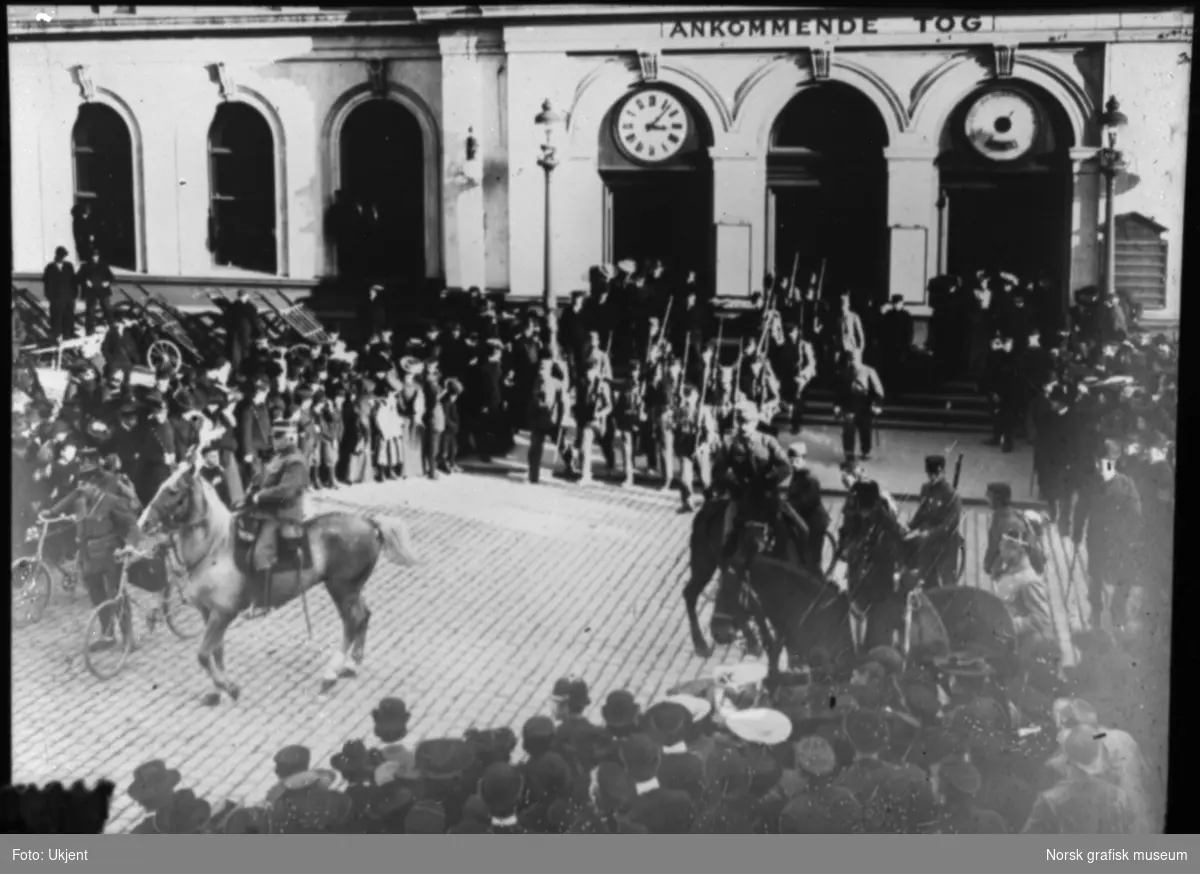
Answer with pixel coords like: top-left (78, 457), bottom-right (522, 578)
top-left (733, 338), bottom-right (745, 404)
top-left (952, 452), bottom-right (964, 490)
top-left (657, 296), bottom-right (675, 356)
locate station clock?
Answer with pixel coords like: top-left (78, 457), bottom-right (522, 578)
top-left (614, 88), bottom-right (692, 164)
top-left (964, 90), bottom-right (1040, 162)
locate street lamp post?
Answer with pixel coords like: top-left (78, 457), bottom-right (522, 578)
top-left (1098, 96), bottom-right (1128, 301)
top-left (535, 99), bottom-right (564, 334)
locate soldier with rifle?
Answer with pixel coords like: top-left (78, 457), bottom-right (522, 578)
top-left (905, 454), bottom-right (965, 589)
top-left (672, 383), bottom-right (717, 513)
top-left (651, 352), bottom-right (686, 493)
top-left (573, 352), bottom-right (614, 486)
top-left (610, 359), bottom-right (650, 488)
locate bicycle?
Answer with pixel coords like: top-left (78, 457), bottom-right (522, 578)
top-left (82, 545), bottom-right (206, 681)
top-left (12, 513), bottom-right (80, 627)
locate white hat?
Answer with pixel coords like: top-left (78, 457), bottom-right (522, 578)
top-left (712, 662), bottom-right (768, 689)
top-left (663, 694), bottom-right (712, 722)
top-left (724, 707), bottom-right (792, 746)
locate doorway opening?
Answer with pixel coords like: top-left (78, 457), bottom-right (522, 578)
top-left (766, 83), bottom-right (889, 309)
top-left (337, 99), bottom-right (425, 284)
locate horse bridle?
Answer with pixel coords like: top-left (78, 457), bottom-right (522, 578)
top-left (156, 470), bottom-right (215, 575)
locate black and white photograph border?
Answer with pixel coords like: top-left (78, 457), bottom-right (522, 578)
top-left (8, 5), bottom-right (1187, 835)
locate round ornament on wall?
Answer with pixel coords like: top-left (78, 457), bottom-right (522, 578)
top-left (964, 89), bottom-right (1040, 162)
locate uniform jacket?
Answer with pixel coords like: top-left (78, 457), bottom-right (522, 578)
top-left (673, 398), bottom-right (716, 450)
top-left (776, 338), bottom-right (818, 389)
top-left (101, 426), bottom-right (142, 482)
top-left (992, 563), bottom-right (1056, 644)
top-left (832, 310), bottom-right (866, 355)
top-left (42, 260), bottom-right (77, 303)
top-left (236, 399), bottom-right (274, 459)
top-left (612, 380), bottom-right (648, 433)
top-left (837, 365), bottom-right (886, 411)
top-left (246, 446), bottom-right (309, 525)
top-left (909, 478), bottom-right (963, 543)
top-left (47, 473), bottom-right (141, 576)
top-left (712, 431), bottom-right (792, 500)
top-left (529, 372), bottom-right (567, 431)
top-left (576, 373), bottom-right (613, 428)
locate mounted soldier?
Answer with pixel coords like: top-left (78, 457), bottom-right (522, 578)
top-left (905, 455), bottom-right (965, 589)
top-left (241, 413), bottom-right (311, 618)
top-left (711, 401), bottom-right (805, 579)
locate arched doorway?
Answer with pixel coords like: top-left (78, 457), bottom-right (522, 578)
top-left (337, 99), bottom-right (425, 283)
top-left (937, 84), bottom-right (1072, 289)
top-left (766, 83), bottom-right (888, 307)
top-left (599, 86), bottom-right (713, 277)
top-left (71, 103), bottom-right (137, 271)
top-left (208, 102), bottom-right (278, 274)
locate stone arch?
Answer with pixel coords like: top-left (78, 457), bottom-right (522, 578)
top-left (733, 56), bottom-right (905, 154)
top-left (208, 86), bottom-right (290, 276)
top-left (566, 57), bottom-right (729, 157)
top-left (67, 86), bottom-right (148, 273)
top-left (910, 52), bottom-right (1093, 148)
top-left (322, 82), bottom-right (442, 278)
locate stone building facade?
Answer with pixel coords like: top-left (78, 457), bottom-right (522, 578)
top-left (8, 6), bottom-right (1193, 327)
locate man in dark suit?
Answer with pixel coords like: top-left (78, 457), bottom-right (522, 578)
top-left (236, 377), bottom-right (275, 489)
top-left (78, 249), bottom-right (115, 335)
top-left (559, 290), bottom-right (592, 389)
top-left (620, 733), bottom-right (694, 834)
top-left (134, 394), bottom-right (186, 505)
top-left (102, 316), bottom-right (140, 386)
top-left (642, 703), bottom-right (705, 804)
top-left (43, 246), bottom-right (77, 340)
top-left (225, 290), bottom-right (260, 372)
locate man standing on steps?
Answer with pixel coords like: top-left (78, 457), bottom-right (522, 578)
top-left (43, 245), bottom-right (78, 341)
top-left (834, 348), bottom-right (884, 463)
top-left (776, 321), bottom-right (818, 435)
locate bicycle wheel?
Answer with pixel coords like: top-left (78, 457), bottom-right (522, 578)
top-left (11, 558), bottom-right (52, 627)
top-left (163, 579), bottom-right (204, 640)
top-left (83, 598), bottom-right (135, 681)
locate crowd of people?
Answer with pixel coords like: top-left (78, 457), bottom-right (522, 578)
top-left (116, 663), bottom-right (1153, 835)
top-left (10, 252), bottom-right (1174, 834)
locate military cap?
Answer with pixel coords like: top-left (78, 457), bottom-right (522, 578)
top-left (924, 454), bottom-right (946, 475)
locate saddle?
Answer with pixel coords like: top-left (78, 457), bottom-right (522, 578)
top-left (233, 513), bottom-right (312, 615)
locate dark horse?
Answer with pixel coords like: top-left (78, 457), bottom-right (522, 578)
top-left (738, 555), bottom-right (858, 689)
top-left (136, 456), bottom-right (421, 705)
top-left (683, 495), bottom-right (807, 658)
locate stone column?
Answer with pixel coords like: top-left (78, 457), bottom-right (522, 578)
top-left (1068, 146), bottom-right (1102, 297)
top-left (710, 152), bottom-right (766, 297)
top-left (440, 33), bottom-right (487, 291)
top-left (883, 140), bottom-right (940, 309)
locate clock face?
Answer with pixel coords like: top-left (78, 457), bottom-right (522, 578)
top-left (614, 89), bottom-right (691, 164)
top-left (964, 90), bottom-right (1040, 162)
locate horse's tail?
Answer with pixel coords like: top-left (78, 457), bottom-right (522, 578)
top-left (374, 517), bottom-right (421, 567)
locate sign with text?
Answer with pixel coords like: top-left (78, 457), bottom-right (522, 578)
top-left (663, 14), bottom-right (994, 40)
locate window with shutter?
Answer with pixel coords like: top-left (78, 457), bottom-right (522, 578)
top-left (1115, 213), bottom-right (1168, 311)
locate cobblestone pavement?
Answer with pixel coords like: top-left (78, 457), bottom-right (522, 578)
top-left (12, 468), bottom-right (1113, 832)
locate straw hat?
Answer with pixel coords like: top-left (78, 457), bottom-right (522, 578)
top-left (724, 708), bottom-right (792, 746)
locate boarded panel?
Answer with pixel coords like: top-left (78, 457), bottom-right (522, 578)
top-left (1115, 240), bottom-right (1167, 310)
top-left (888, 225), bottom-right (928, 306)
top-left (714, 222), bottom-right (753, 298)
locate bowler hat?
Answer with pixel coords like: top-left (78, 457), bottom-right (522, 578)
top-left (619, 733), bottom-right (662, 782)
top-left (642, 701), bottom-right (692, 747)
top-left (601, 690), bottom-right (641, 729)
top-left (127, 760), bottom-right (182, 810)
top-left (329, 740), bottom-right (376, 784)
top-left (415, 737), bottom-right (474, 780)
top-left (371, 697), bottom-right (411, 742)
top-left (478, 762), bottom-right (524, 812)
top-left (551, 676), bottom-right (591, 711)
top-left (273, 745), bottom-right (311, 780)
